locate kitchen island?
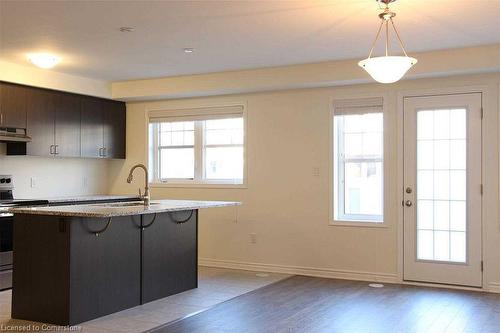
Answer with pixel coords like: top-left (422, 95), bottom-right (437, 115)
top-left (9, 200), bottom-right (239, 325)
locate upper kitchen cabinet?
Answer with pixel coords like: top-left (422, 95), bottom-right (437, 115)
top-left (54, 93), bottom-right (82, 157)
top-left (0, 82), bottom-right (27, 129)
top-left (25, 88), bottom-right (56, 157)
top-left (3, 82), bottom-right (125, 159)
top-left (26, 89), bottom-right (81, 158)
top-left (81, 97), bottom-right (126, 159)
top-left (103, 100), bottom-right (126, 159)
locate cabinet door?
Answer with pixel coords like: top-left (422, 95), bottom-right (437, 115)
top-left (141, 211), bottom-right (198, 304)
top-left (0, 82), bottom-right (27, 128)
top-left (69, 216), bottom-right (141, 324)
top-left (81, 98), bottom-right (103, 158)
top-left (103, 101), bottom-right (126, 159)
top-left (26, 88), bottom-right (55, 156)
top-left (54, 93), bottom-right (81, 157)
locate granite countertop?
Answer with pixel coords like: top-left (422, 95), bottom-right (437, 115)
top-left (9, 199), bottom-right (241, 218)
top-left (46, 195), bottom-right (142, 204)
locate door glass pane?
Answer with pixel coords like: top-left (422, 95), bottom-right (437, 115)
top-left (416, 108), bottom-right (467, 263)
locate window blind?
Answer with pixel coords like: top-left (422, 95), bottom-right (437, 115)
top-left (149, 105), bottom-right (244, 123)
top-left (333, 97), bottom-right (383, 115)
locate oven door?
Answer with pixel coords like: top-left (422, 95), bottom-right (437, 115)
top-left (0, 213), bottom-right (13, 290)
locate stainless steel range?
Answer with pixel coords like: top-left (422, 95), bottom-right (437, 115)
top-left (0, 175), bottom-right (48, 290)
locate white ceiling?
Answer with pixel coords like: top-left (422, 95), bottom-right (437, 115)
top-left (1, 0), bottom-right (499, 81)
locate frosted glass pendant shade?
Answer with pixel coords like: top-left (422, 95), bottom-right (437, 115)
top-left (358, 56), bottom-right (417, 84)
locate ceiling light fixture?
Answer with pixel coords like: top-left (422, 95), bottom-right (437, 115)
top-left (27, 53), bottom-right (60, 69)
top-left (359, 0), bottom-right (417, 84)
top-left (183, 48), bottom-right (194, 54)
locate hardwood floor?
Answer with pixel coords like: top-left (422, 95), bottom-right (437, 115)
top-left (0, 267), bottom-right (290, 332)
top-left (150, 275), bottom-right (500, 333)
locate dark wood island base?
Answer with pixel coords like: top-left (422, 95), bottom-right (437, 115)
top-left (12, 210), bottom-right (198, 325)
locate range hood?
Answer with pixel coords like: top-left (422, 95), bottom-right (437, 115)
top-left (0, 128), bottom-right (31, 143)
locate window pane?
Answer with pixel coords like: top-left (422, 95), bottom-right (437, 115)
top-left (160, 121), bottom-right (194, 147)
top-left (334, 112), bottom-right (383, 222)
top-left (160, 148), bottom-right (194, 179)
top-left (344, 161), bottom-right (383, 216)
top-left (205, 147), bottom-right (243, 181)
top-left (205, 118), bottom-right (243, 145)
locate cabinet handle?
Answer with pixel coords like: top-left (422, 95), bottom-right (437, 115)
top-left (50, 145), bottom-right (55, 155)
top-left (168, 210), bottom-right (194, 224)
top-left (54, 145), bottom-right (59, 155)
top-left (141, 213), bottom-right (157, 230)
top-left (98, 147), bottom-right (103, 157)
top-left (103, 147), bottom-right (107, 157)
top-left (0, 113), bottom-right (3, 125)
top-left (88, 217), bottom-right (113, 237)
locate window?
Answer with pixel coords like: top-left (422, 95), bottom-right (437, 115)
top-left (333, 98), bottom-right (384, 223)
top-left (149, 106), bottom-right (245, 185)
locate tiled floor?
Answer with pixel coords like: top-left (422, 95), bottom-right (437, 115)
top-left (0, 267), bottom-right (290, 333)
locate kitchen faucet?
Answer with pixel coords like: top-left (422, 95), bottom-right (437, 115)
top-left (127, 164), bottom-right (150, 206)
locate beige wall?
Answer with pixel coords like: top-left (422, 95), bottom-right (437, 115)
top-left (0, 60), bottom-right (114, 198)
top-left (109, 72), bottom-right (500, 290)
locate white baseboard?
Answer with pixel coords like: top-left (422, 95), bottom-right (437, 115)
top-left (199, 258), bottom-right (398, 284)
top-left (487, 282), bottom-right (500, 293)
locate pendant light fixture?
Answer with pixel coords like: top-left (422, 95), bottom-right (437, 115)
top-left (359, 0), bottom-right (417, 84)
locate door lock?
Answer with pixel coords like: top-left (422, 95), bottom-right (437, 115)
top-left (405, 187), bottom-right (412, 194)
top-left (405, 200), bottom-right (413, 207)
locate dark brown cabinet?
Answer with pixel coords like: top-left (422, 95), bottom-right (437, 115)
top-left (25, 88), bottom-right (55, 156)
top-left (81, 97), bottom-right (126, 159)
top-left (141, 211), bottom-right (198, 303)
top-left (55, 93), bottom-right (82, 157)
top-left (69, 216), bottom-right (141, 324)
top-left (26, 89), bottom-right (81, 157)
top-left (0, 82), bottom-right (27, 128)
top-left (12, 211), bottom-right (198, 325)
top-left (2, 81), bottom-right (126, 159)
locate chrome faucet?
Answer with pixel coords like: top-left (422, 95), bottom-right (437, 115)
top-left (127, 164), bottom-right (150, 206)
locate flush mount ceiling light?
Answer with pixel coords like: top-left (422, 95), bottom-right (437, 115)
top-left (27, 53), bottom-right (60, 69)
top-left (359, 0), bottom-right (417, 84)
top-left (183, 48), bottom-right (194, 53)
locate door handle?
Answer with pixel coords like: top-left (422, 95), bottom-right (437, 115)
top-left (405, 200), bottom-right (413, 207)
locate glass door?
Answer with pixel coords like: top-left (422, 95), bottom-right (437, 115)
top-left (403, 93), bottom-right (482, 287)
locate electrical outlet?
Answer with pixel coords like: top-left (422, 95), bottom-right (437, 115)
top-left (30, 177), bottom-right (36, 188)
top-left (250, 233), bottom-right (257, 244)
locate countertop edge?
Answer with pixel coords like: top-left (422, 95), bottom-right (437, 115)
top-left (9, 201), bottom-right (241, 218)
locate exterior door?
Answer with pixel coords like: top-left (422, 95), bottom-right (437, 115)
top-left (403, 93), bottom-right (482, 287)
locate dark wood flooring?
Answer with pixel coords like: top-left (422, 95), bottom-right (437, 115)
top-left (149, 275), bottom-right (500, 333)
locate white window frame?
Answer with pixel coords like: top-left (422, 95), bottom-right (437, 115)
top-left (331, 97), bottom-right (385, 226)
top-left (148, 104), bottom-right (247, 188)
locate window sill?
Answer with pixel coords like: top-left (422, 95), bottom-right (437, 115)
top-left (329, 220), bottom-right (387, 228)
top-left (150, 182), bottom-right (247, 189)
